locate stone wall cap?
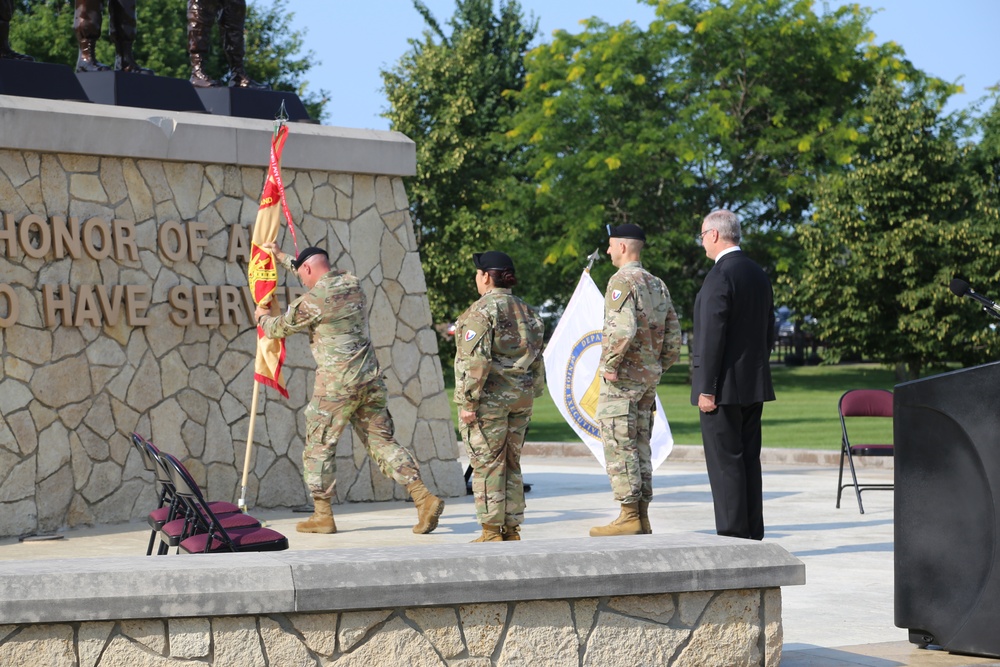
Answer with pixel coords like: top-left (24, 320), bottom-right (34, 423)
top-left (0, 533), bottom-right (803, 623)
top-left (0, 552), bottom-right (295, 624)
top-left (279, 533), bottom-right (805, 611)
top-left (0, 94), bottom-right (415, 175)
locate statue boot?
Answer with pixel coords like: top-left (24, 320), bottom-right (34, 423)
top-left (502, 525), bottom-right (521, 541)
top-left (221, 20), bottom-right (268, 89)
top-left (589, 503), bottom-right (643, 537)
top-left (296, 496), bottom-right (336, 534)
top-left (189, 53), bottom-right (219, 88)
top-left (76, 38), bottom-right (109, 72)
top-left (114, 41), bottom-right (153, 75)
top-left (408, 480), bottom-right (445, 534)
top-left (639, 500), bottom-right (652, 534)
top-left (471, 524), bottom-right (504, 543)
top-left (187, 1), bottom-right (219, 87)
top-left (228, 66), bottom-right (268, 89)
top-left (0, 21), bottom-right (33, 61)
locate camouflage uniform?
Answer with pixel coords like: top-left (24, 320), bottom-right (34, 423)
top-left (598, 260), bottom-right (681, 504)
top-left (454, 288), bottom-right (545, 528)
top-left (259, 255), bottom-right (420, 500)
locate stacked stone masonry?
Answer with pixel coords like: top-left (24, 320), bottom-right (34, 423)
top-left (0, 589), bottom-right (783, 666)
top-left (0, 147), bottom-right (465, 538)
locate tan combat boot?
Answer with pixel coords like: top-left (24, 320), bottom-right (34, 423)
top-left (639, 500), bottom-right (652, 535)
top-left (589, 503), bottom-right (643, 537)
top-left (407, 480), bottom-right (445, 534)
top-left (502, 525), bottom-right (521, 541)
top-left (471, 524), bottom-right (504, 542)
top-left (297, 496), bottom-right (336, 534)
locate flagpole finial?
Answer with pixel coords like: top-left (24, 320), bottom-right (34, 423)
top-left (273, 101), bottom-right (289, 137)
top-left (585, 248), bottom-right (601, 273)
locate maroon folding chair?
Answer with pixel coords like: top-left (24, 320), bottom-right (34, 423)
top-left (836, 389), bottom-right (894, 514)
top-left (137, 435), bottom-right (242, 555)
top-left (162, 453), bottom-right (288, 554)
top-left (132, 432), bottom-right (172, 556)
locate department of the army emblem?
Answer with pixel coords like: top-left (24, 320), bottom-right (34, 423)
top-left (563, 331), bottom-right (603, 439)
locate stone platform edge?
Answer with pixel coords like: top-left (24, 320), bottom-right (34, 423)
top-left (0, 533), bottom-right (803, 625)
top-left (0, 94), bottom-right (415, 175)
top-left (522, 442), bottom-right (894, 469)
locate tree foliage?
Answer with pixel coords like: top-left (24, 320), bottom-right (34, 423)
top-left (790, 78), bottom-right (1000, 379)
top-left (505, 0), bottom-right (926, 319)
top-left (381, 0), bottom-right (538, 325)
top-left (9, 0), bottom-right (328, 121)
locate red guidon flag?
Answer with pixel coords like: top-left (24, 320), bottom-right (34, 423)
top-left (248, 123), bottom-right (298, 398)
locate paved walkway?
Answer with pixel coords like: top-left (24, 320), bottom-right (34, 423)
top-left (1, 450), bottom-right (997, 666)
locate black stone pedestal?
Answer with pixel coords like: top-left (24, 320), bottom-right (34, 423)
top-left (195, 87), bottom-right (313, 122)
top-left (0, 60), bottom-right (89, 102)
top-left (76, 70), bottom-right (206, 113)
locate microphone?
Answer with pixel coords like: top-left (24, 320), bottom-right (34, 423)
top-left (950, 278), bottom-right (1000, 316)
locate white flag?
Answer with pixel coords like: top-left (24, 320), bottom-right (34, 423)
top-left (543, 270), bottom-right (673, 469)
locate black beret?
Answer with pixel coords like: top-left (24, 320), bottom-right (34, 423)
top-left (292, 246), bottom-right (329, 269)
top-left (608, 223), bottom-right (646, 242)
top-left (473, 250), bottom-right (515, 272)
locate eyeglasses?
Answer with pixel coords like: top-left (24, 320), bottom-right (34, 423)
top-left (695, 228), bottom-right (715, 245)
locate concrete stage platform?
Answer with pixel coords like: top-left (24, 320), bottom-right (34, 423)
top-left (1, 452), bottom-right (996, 666)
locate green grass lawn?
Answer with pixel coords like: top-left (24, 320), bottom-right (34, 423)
top-left (445, 361), bottom-right (898, 450)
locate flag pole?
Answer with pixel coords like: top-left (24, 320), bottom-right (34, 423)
top-left (238, 377), bottom-right (261, 511)
top-left (239, 109), bottom-right (289, 512)
top-left (585, 248), bottom-right (601, 273)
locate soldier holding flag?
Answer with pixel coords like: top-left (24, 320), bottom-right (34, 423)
top-left (255, 244), bottom-right (445, 535)
top-left (590, 223), bottom-right (681, 537)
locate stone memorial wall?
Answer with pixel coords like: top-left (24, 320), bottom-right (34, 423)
top-left (0, 590), bottom-right (783, 666)
top-left (0, 96), bottom-right (465, 538)
top-left (0, 535), bottom-right (803, 666)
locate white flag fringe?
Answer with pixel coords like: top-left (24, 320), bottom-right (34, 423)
top-left (543, 270), bottom-right (673, 469)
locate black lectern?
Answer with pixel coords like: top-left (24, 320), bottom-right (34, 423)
top-left (894, 361), bottom-right (1000, 658)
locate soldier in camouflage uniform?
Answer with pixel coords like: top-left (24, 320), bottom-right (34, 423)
top-left (454, 251), bottom-right (545, 542)
top-left (590, 224), bottom-right (681, 537)
top-left (255, 244), bottom-right (444, 535)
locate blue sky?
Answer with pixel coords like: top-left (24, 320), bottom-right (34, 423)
top-left (287, 1), bottom-right (999, 129)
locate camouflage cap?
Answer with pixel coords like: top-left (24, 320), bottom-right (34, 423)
top-left (473, 250), bottom-right (515, 272)
top-left (292, 246), bottom-right (329, 269)
top-left (608, 223), bottom-right (646, 242)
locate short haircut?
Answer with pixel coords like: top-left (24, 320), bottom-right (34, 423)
top-left (622, 238), bottom-right (645, 254)
top-left (704, 209), bottom-right (741, 244)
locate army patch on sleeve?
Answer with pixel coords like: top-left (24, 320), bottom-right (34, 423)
top-left (606, 278), bottom-right (631, 311)
top-left (459, 321), bottom-right (487, 353)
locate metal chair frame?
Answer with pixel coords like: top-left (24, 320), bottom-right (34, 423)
top-left (836, 389), bottom-right (894, 514)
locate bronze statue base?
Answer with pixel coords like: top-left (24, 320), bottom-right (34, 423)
top-left (0, 59), bottom-right (89, 102)
top-left (195, 86), bottom-right (313, 122)
top-left (76, 70), bottom-right (206, 113)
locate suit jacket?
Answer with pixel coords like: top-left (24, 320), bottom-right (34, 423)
top-left (690, 249), bottom-right (776, 406)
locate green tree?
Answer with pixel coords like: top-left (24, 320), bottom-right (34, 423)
top-left (381, 0), bottom-right (538, 328)
top-left (791, 77), bottom-right (1000, 379)
top-left (10, 0), bottom-right (328, 121)
top-left (506, 0), bottom-right (917, 320)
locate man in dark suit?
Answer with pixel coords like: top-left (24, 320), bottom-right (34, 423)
top-left (691, 209), bottom-right (775, 540)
